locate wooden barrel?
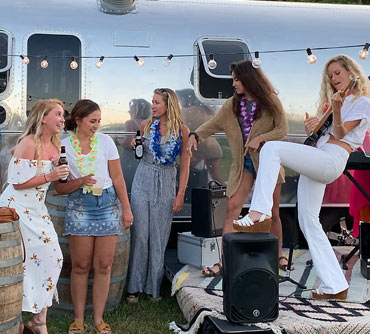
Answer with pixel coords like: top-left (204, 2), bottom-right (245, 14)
top-left (0, 221), bottom-right (23, 334)
top-left (45, 191), bottom-right (130, 315)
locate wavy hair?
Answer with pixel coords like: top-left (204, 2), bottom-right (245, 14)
top-left (65, 99), bottom-right (100, 131)
top-left (317, 54), bottom-right (370, 115)
top-left (15, 99), bottom-right (64, 164)
top-left (230, 60), bottom-right (280, 119)
top-left (144, 88), bottom-right (183, 140)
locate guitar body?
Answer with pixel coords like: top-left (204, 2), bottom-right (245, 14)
top-left (304, 113), bottom-right (333, 146)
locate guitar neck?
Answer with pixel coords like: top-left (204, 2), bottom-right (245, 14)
top-left (312, 106), bottom-right (333, 133)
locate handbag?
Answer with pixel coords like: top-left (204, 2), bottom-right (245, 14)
top-left (0, 206), bottom-right (25, 262)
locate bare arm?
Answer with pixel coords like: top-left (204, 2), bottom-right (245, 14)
top-left (108, 159), bottom-right (133, 229)
top-left (331, 91), bottom-right (361, 140)
top-left (173, 125), bottom-right (191, 213)
top-left (12, 136), bottom-right (69, 190)
top-left (53, 174), bottom-right (96, 194)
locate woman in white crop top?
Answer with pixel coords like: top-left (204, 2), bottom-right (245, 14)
top-left (234, 54), bottom-right (370, 300)
top-left (53, 99), bottom-right (133, 334)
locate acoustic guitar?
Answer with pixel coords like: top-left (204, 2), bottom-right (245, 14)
top-left (304, 76), bottom-right (359, 146)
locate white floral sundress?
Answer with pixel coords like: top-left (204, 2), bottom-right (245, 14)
top-left (0, 157), bottom-right (63, 313)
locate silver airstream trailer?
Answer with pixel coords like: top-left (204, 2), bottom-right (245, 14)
top-left (1, 0), bottom-right (369, 230)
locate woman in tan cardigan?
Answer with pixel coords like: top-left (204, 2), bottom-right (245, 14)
top-left (187, 59), bottom-right (288, 276)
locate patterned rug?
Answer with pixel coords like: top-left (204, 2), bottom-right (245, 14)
top-left (171, 247), bottom-right (370, 334)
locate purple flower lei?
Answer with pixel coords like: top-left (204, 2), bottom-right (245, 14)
top-left (240, 97), bottom-right (257, 141)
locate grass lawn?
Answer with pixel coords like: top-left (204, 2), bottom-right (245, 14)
top-left (23, 278), bottom-right (186, 334)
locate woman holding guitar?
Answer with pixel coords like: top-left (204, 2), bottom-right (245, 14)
top-left (234, 54), bottom-right (370, 300)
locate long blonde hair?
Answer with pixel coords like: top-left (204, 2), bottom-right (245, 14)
top-left (144, 88), bottom-right (183, 140)
top-left (317, 54), bottom-right (370, 115)
top-left (15, 99), bottom-right (64, 163)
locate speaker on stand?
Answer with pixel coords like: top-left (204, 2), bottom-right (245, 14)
top-left (191, 181), bottom-right (227, 238)
top-left (360, 222), bottom-right (370, 279)
top-left (222, 233), bottom-right (279, 323)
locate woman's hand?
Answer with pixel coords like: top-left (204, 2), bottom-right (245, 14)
top-left (122, 208), bottom-right (134, 230)
top-left (78, 174), bottom-right (96, 187)
top-left (173, 194), bottom-right (184, 213)
top-left (130, 137), bottom-right (136, 149)
top-left (245, 135), bottom-right (264, 154)
top-left (331, 91), bottom-right (344, 114)
top-left (46, 165), bottom-right (69, 182)
top-left (304, 112), bottom-right (320, 135)
top-left (186, 135), bottom-right (198, 157)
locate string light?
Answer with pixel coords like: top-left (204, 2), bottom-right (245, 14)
top-left (306, 48), bottom-right (317, 64)
top-left (96, 56), bottom-right (104, 68)
top-left (7, 43), bottom-right (370, 69)
top-left (19, 55), bottom-right (30, 65)
top-left (70, 57), bottom-right (78, 70)
top-left (359, 43), bottom-right (369, 60)
top-left (134, 55), bottom-right (144, 67)
top-left (207, 53), bottom-right (217, 70)
top-left (40, 56), bottom-right (48, 69)
top-left (252, 51), bottom-right (261, 68)
top-left (163, 54), bottom-right (174, 66)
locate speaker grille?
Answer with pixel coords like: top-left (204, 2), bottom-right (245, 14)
top-left (230, 269), bottom-right (278, 322)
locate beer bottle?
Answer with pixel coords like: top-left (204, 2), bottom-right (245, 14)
top-left (58, 145), bottom-right (68, 183)
top-left (134, 130), bottom-right (143, 159)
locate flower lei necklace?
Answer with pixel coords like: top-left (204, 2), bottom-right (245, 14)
top-left (69, 132), bottom-right (98, 192)
top-left (240, 97), bottom-right (257, 141)
top-left (149, 118), bottom-right (182, 165)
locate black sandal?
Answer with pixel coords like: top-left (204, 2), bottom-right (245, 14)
top-left (202, 263), bottom-right (222, 277)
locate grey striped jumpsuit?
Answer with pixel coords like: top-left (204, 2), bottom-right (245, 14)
top-left (127, 135), bottom-right (178, 298)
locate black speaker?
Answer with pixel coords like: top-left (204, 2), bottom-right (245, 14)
top-left (191, 184), bottom-right (227, 238)
top-left (222, 233), bottom-right (279, 323)
top-left (360, 222), bottom-right (370, 279)
top-left (201, 315), bottom-right (274, 333)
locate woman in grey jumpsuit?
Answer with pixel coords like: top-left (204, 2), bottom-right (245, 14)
top-left (127, 88), bottom-right (190, 302)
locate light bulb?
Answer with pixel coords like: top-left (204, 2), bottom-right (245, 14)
top-left (163, 54), bottom-right (174, 66)
top-left (40, 57), bottom-right (48, 68)
top-left (134, 55), bottom-right (144, 67)
top-left (20, 55), bottom-right (30, 64)
top-left (306, 48), bottom-right (317, 64)
top-left (70, 57), bottom-right (78, 70)
top-left (207, 54), bottom-right (217, 70)
top-left (96, 56), bottom-right (104, 68)
top-left (252, 51), bottom-right (261, 68)
top-left (359, 43), bottom-right (369, 60)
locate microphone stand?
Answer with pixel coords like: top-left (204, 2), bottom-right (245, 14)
top-left (279, 202), bottom-right (307, 289)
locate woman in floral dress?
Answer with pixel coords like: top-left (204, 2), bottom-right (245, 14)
top-left (126, 88), bottom-right (190, 302)
top-left (0, 99), bottom-right (69, 334)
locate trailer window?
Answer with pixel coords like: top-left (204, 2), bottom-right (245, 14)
top-left (0, 30), bottom-right (13, 97)
top-left (194, 37), bottom-right (251, 103)
top-left (27, 34), bottom-right (81, 112)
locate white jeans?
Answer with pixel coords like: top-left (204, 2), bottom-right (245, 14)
top-left (250, 141), bottom-right (349, 294)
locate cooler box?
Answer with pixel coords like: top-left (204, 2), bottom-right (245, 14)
top-left (177, 231), bottom-right (222, 269)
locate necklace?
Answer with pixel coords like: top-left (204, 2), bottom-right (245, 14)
top-left (69, 132), bottom-right (98, 192)
top-left (148, 118), bottom-right (182, 165)
top-left (240, 97), bottom-right (257, 141)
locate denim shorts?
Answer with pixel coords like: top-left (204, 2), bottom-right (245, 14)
top-left (64, 186), bottom-right (122, 236)
top-left (244, 154), bottom-right (256, 177)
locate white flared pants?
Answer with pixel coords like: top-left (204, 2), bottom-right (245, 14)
top-left (250, 141), bottom-right (349, 294)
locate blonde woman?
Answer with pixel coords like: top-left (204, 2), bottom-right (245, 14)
top-left (0, 99), bottom-right (69, 334)
top-left (234, 55), bottom-right (370, 300)
top-left (127, 88), bottom-right (190, 303)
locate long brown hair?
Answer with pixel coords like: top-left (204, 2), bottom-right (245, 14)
top-left (65, 99), bottom-right (100, 131)
top-left (230, 60), bottom-right (280, 119)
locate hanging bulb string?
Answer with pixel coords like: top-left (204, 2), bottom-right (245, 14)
top-left (3, 43), bottom-right (369, 64)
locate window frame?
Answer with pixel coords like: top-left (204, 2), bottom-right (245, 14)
top-left (0, 29), bottom-right (14, 73)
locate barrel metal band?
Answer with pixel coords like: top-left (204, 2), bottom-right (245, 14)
top-left (0, 315), bottom-right (21, 331)
top-left (0, 273), bottom-right (23, 285)
top-left (0, 222), bottom-right (17, 233)
top-left (0, 255), bottom-right (22, 268)
top-left (0, 239), bottom-right (21, 248)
